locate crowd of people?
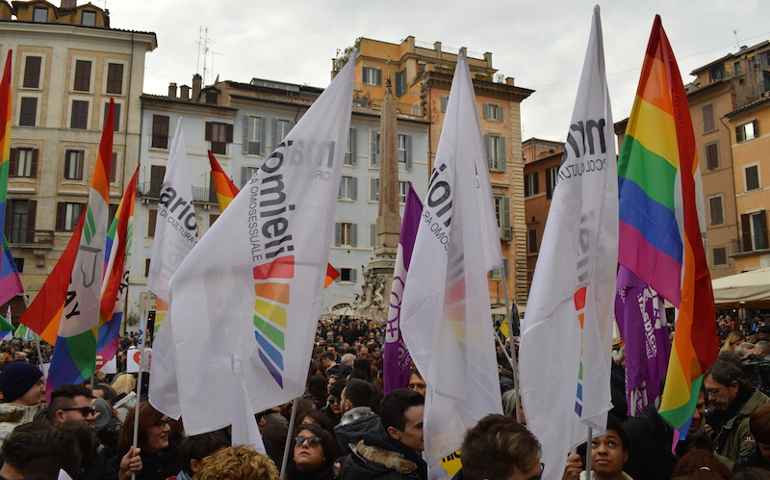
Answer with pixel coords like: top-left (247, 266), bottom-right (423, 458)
top-left (1, 311), bottom-right (770, 479)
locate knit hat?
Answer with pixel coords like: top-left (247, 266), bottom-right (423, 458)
top-left (0, 362), bottom-right (43, 403)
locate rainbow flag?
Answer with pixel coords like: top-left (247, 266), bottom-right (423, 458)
top-left (617, 15), bottom-right (719, 435)
top-left (46, 99), bottom-right (114, 391)
top-left (207, 151), bottom-right (338, 289)
top-left (97, 167), bottom-right (137, 360)
top-left (0, 50), bottom-right (23, 306)
top-left (0, 310), bottom-right (13, 341)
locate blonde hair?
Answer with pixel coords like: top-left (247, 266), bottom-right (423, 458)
top-left (111, 374), bottom-right (136, 395)
top-left (721, 331), bottom-right (746, 352)
top-left (195, 445), bottom-right (279, 480)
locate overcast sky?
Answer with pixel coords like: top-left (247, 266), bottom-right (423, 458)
top-left (106, 0), bottom-right (767, 142)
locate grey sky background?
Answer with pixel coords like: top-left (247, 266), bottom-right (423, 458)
top-left (107, 0), bottom-right (767, 142)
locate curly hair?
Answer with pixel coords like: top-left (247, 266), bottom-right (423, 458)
top-left (196, 445), bottom-right (280, 480)
top-left (671, 449), bottom-right (731, 479)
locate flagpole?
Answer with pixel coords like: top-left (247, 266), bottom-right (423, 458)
top-left (585, 426), bottom-right (593, 479)
top-left (280, 397), bottom-right (299, 479)
top-left (131, 299), bottom-right (150, 480)
top-left (500, 278), bottom-right (522, 424)
top-left (20, 296), bottom-right (45, 373)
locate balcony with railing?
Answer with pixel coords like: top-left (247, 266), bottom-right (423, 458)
top-left (7, 229), bottom-right (54, 248)
top-left (731, 235), bottom-right (770, 256)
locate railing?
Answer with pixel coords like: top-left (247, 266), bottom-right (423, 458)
top-left (732, 236), bottom-right (770, 254)
top-left (8, 229), bottom-right (54, 246)
top-left (138, 182), bottom-right (216, 204)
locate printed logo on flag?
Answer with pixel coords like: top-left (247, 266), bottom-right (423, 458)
top-left (574, 286), bottom-right (587, 417)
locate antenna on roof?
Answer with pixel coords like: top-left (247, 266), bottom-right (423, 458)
top-left (734, 29), bottom-right (741, 50)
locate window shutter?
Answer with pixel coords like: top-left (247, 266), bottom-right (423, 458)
top-left (741, 214), bottom-right (752, 251)
top-left (27, 200), bottom-right (37, 239)
top-left (500, 136), bottom-right (507, 171)
top-left (497, 105), bottom-right (504, 121)
top-left (241, 166), bottom-right (249, 187)
top-left (148, 209), bottom-right (157, 237)
top-left (762, 212), bottom-right (769, 250)
top-left (9, 148), bottom-right (18, 176)
top-left (441, 95), bottom-right (448, 112)
top-left (351, 223), bottom-right (358, 247)
top-left (350, 128), bottom-right (357, 165)
top-left (754, 120), bottom-right (759, 137)
top-left (483, 103), bottom-right (490, 119)
top-left (260, 118), bottom-right (267, 155)
top-left (502, 197), bottom-right (511, 228)
top-left (405, 135), bottom-right (413, 171)
top-left (484, 134), bottom-right (492, 169)
top-left (736, 126), bottom-right (744, 143)
top-left (31, 149), bottom-right (38, 178)
top-left (376, 69), bottom-right (382, 86)
top-left (242, 115), bottom-right (250, 154)
top-left (350, 268), bottom-right (357, 283)
top-left (352, 177), bottom-right (358, 201)
top-left (3, 200), bottom-right (11, 234)
top-left (272, 118), bottom-right (278, 148)
top-left (533, 171), bottom-right (539, 195)
top-left (205, 122), bottom-right (213, 141)
top-left (335, 223), bottom-right (341, 246)
top-left (56, 202), bottom-right (65, 231)
top-left (226, 124), bottom-right (234, 143)
top-left (371, 131), bottom-right (379, 167)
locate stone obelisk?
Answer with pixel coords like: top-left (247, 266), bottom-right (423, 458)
top-left (354, 79), bottom-right (401, 321)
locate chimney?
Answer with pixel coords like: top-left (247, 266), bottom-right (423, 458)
top-left (61, 0), bottom-right (76, 9)
top-left (167, 83), bottom-right (177, 100)
top-left (484, 52), bottom-right (493, 68)
top-left (505, 77), bottom-right (515, 86)
top-left (434, 41), bottom-right (442, 60)
top-left (192, 74), bottom-right (202, 102)
top-left (179, 85), bottom-right (190, 101)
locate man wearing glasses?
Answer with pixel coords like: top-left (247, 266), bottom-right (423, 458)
top-left (48, 384), bottom-right (142, 480)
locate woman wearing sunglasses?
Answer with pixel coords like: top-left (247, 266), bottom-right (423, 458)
top-left (287, 423), bottom-right (340, 480)
top-left (322, 381), bottom-right (346, 427)
top-left (116, 402), bottom-right (181, 480)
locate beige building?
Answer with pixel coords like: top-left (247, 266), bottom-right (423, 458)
top-left (335, 36), bottom-right (534, 306)
top-left (687, 40), bottom-right (770, 275)
top-left (2, 0), bottom-right (156, 315)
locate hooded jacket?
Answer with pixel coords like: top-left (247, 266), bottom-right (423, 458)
top-left (710, 387), bottom-right (770, 465)
top-left (334, 407), bottom-right (385, 454)
top-left (339, 433), bottom-right (426, 480)
top-left (0, 402), bottom-right (45, 446)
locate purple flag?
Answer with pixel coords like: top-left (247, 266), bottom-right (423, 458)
top-left (383, 183), bottom-right (423, 394)
top-left (615, 265), bottom-right (671, 416)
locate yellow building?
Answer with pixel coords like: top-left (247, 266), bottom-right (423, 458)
top-left (334, 36), bottom-right (534, 307)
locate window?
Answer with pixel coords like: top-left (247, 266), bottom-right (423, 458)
top-left (19, 97), bottom-right (37, 126)
top-left (205, 91), bottom-right (218, 104)
top-left (412, 104), bottom-right (420, 116)
top-left (369, 223), bottom-right (377, 248)
top-left (206, 122), bottom-right (234, 155)
top-left (148, 208), bottom-right (157, 237)
top-left (369, 177), bottom-right (379, 202)
top-left (56, 202), bottom-right (85, 231)
top-left (440, 95), bottom-right (448, 112)
top-left (149, 165), bottom-right (166, 197)
top-left (528, 229), bottom-right (538, 254)
top-left (70, 100), bottom-right (89, 129)
top-left (702, 104), bottom-right (716, 133)
top-left (734, 61), bottom-right (742, 75)
top-left (764, 72), bottom-right (770, 94)
top-left (736, 121), bottom-right (758, 143)
top-left (370, 131), bottom-right (380, 167)
top-left (273, 119), bottom-right (292, 145)
top-left (106, 63), bottom-right (123, 94)
top-left (705, 143), bottom-right (719, 170)
top-left (399, 181), bottom-right (408, 204)
top-left (339, 176), bottom-right (357, 201)
top-left (243, 116), bottom-right (265, 155)
top-left (104, 102), bottom-right (120, 131)
top-left (7, 199), bottom-right (36, 244)
top-left (745, 165), bottom-right (760, 192)
top-left (490, 259), bottom-right (510, 279)
top-left (362, 66), bottom-right (382, 86)
top-left (345, 128), bottom-right (357, 165)
top-left (483, 103), bottom-right (504, 121)
top-left (709, 196), bottom-right (724, 226)
top-left (546, 166), bottom-right (559, 199)
top-left (110, 152), bottom-right (118, 182)
top-left (240, 165), bottom-right (260, 188)
top-left (74, 60), bottom-right (92, 92)
top-left (151, 115), bottom-right (170, 149)
top-left (495, 196), bottom-right (511, 239)
top-left (335, 222), bottom-right (357, 247)
top-left (713, 247), bottom-right (728, 266)
top-left (339, 267), bottom-right (356, 283)
top-left (709, 65), bottom-right (724, 82)
top-left (23, 56), bottom-right (42, 88)
top-left (524, 172), bottom-right (539, 197)
top-left (395, 69), bottom-right (407, 97)
top-left (81, 11), bottom-right (96, 26)
top-left (9, 148), bottom-right (37, 178)
top-left (485, 134), bottom-right (506, 171)
top-left (64, 150), bottom-right (85, 180)
top-left (742, 212), bottom-right (768, 252)
top-left (398, 134), bottom-right (412, 170)
top-left (33, 7), bottom-right (47, 22)
top-left (13, 258), bottom-right (23, 273)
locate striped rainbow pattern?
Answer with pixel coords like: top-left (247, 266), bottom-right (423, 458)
top-left (47, 99), bottom-right (114, 391)
top-left (97, 167), bottom-right (137, 360)
top-left (208, 150), bottom-right (239, 212)
top-left (0, 49), bottom-right (23, 305)
top-left (618, 16), bottom-right (718, 434)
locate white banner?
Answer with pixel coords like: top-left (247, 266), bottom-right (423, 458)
top-left (400, 48), bottom-right (504, 479)
top-left (519, 7), bottom-right (618, 480)
top-left (163, 51), bottom-right (357, 435)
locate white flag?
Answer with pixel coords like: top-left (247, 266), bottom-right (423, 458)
top-left (146, 119), bottom-right (197, 303)
top-left (400, 48), bottom-right (503, 479)
top-left (519, 7), bottom-right (617, 480)
top-left (147, 120), bottom-right (196, 419)
top-left (164, 51), bottom-right (356, 435)
top-left (231, 354), bottom-right (266, 453)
